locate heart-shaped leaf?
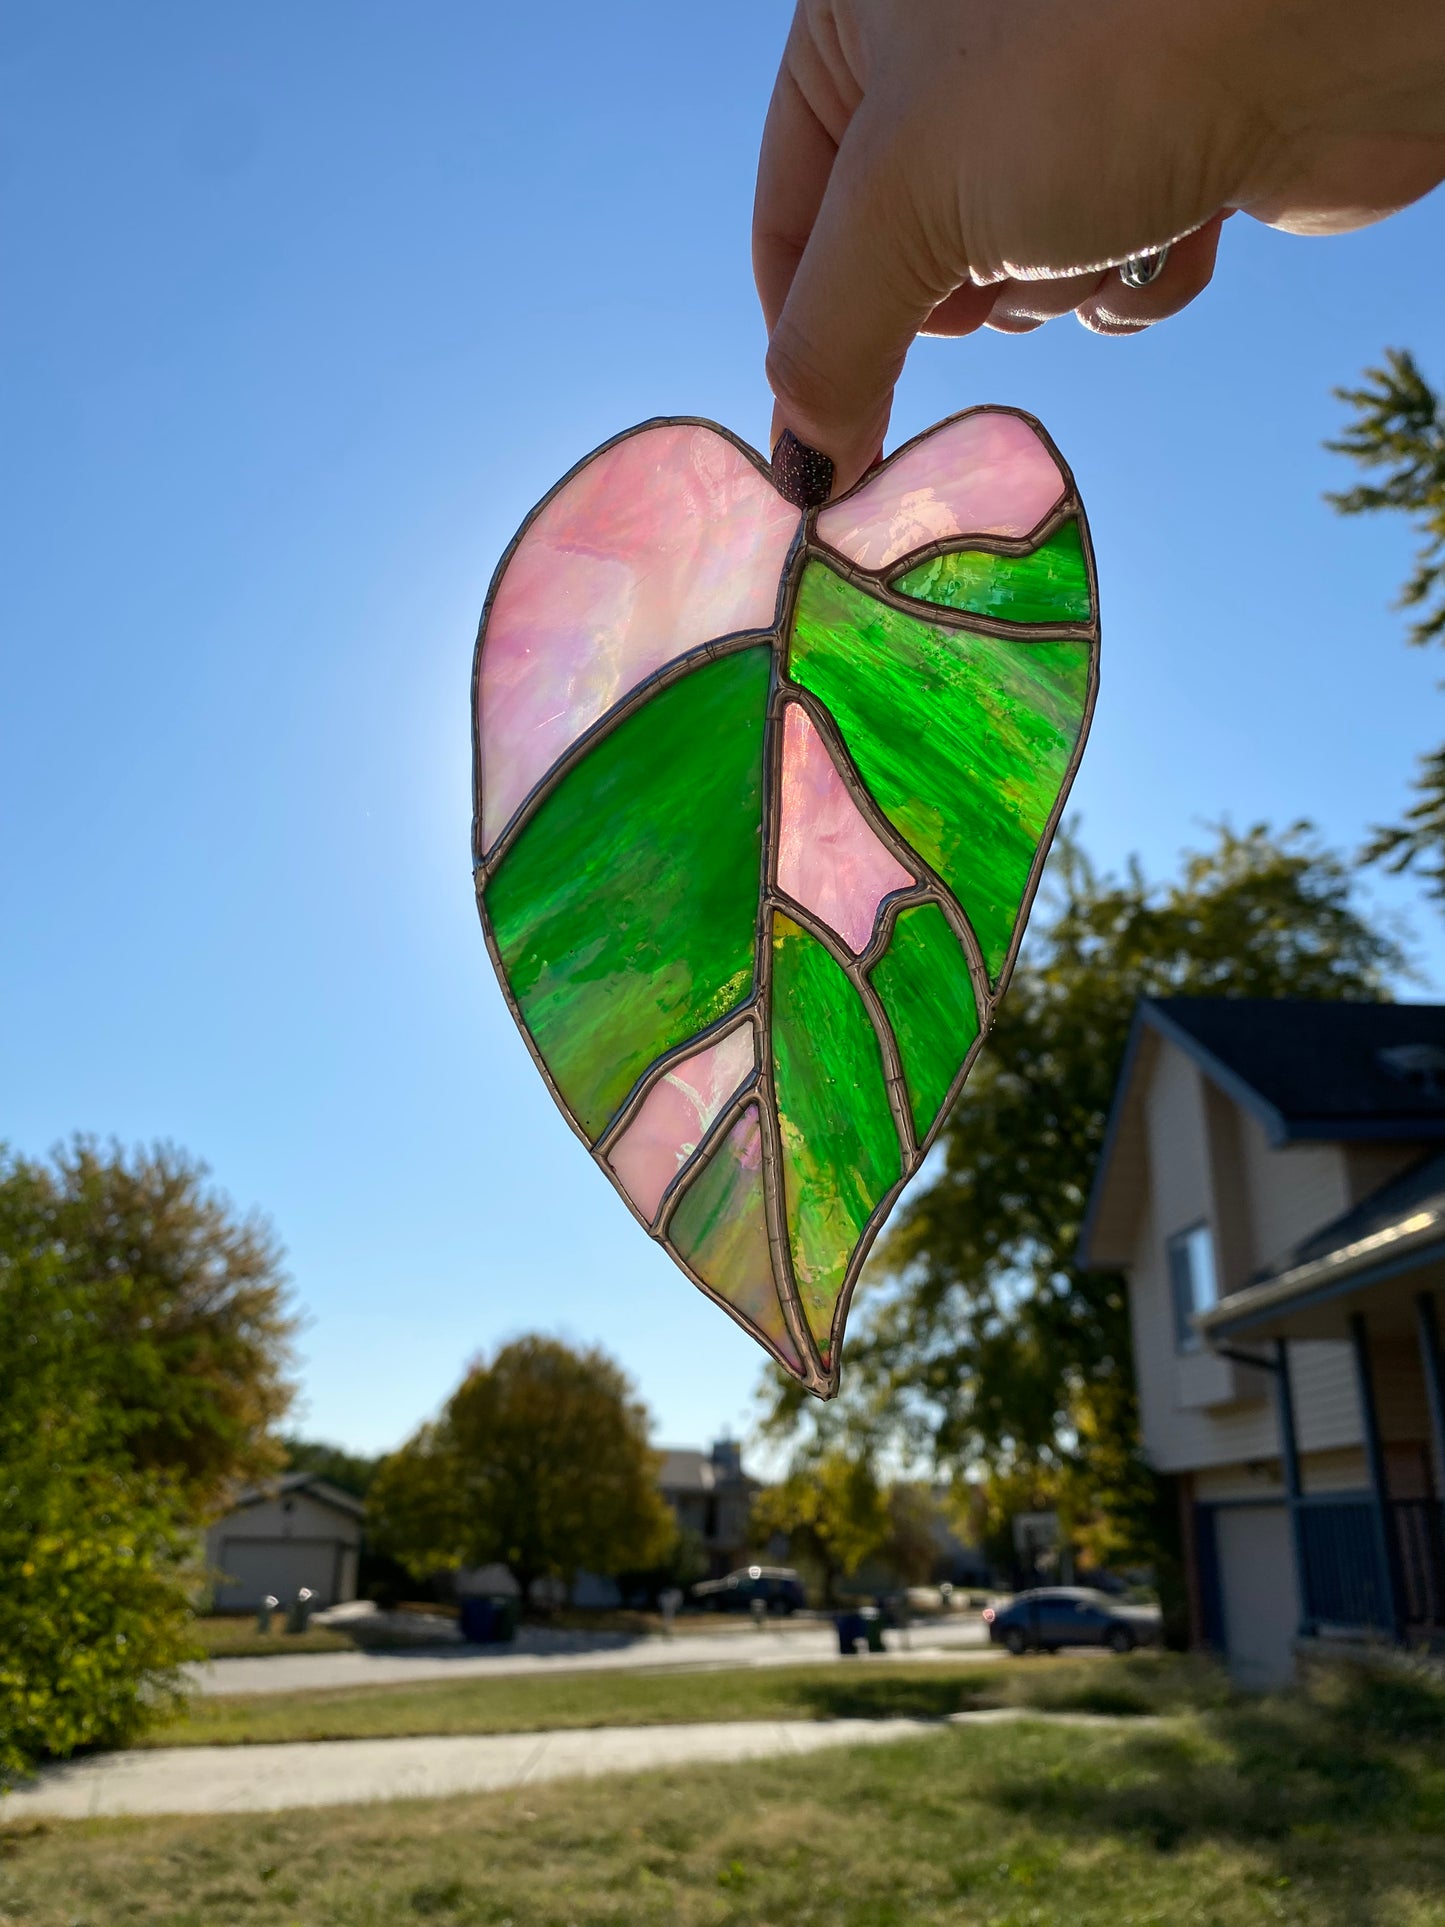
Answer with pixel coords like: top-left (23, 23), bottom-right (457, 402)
top-left (473, 408), bottom-right (1096, 1396)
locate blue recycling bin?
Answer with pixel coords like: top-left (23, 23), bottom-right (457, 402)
top-left (459, 1596), bottom-right (518, 1643)
top-left (835, 1611), bottom-right (866, 1655)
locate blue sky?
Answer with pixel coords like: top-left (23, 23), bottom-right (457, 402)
top-left (4, 2), bottom-right (1444, 1457)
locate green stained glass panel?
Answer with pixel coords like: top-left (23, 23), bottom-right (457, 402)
top-left (669, 1104), bottom-right (799, 1368)
top-left (485, 648), bottom-right (769, 1138)
top-left (474, 409), bottom-right (1097, 1396)
top-left (868, 903), bottom-right (980, 1142)
top-left (788, 561), bottom-right (1090, 981)
top-left (771, 912), bottom-right (900, 1355)
top-left (893, 518), bottom-right (1090, 624)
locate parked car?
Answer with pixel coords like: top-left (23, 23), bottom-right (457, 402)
top-left (983, 1587), bottom-right (1161, 1655)
top-left (690, 1565), bottom-right (807, 1614)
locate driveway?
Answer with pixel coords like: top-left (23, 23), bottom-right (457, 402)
top-left (190, 1616), bottom-right (992, 1696)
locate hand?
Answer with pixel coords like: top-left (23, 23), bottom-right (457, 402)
top-left (754, 0), bottom-right (1445, 495)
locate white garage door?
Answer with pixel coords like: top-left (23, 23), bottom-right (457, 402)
top-left (1216, 1504), bottom-right (1300, 1690)
top-left (215, 1538), bottom-right (340, 1609)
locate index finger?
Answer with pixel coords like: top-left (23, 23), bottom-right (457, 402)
top-left (752, 51), bottom-right (839, 335)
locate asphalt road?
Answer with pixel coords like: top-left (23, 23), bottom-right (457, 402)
top-left (190, 1614), bottom-right (994, 1697)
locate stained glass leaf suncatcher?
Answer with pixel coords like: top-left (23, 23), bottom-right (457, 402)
top-left (472, 407), bottom-right (1097, 1398)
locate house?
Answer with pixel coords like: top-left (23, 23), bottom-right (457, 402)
top-left (658, 1437), bottom-right (757, 1577)
top-left (205, 1471), bottom-right (365, 1611)
top-left (1081, 997), bottom-right (1445, 1686)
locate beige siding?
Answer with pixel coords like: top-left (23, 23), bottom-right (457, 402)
top-left (1193, 1446), bottom-right (1368, 1503)
top-left (1129, 1188), bottom-right (1277, 1473)
top-left (1126, 1039), bottom-right (1364, 1474)
top-left (1203, 1084), bottom-right (1253, 1295)
top-left (1236, 1107), bottom-right (1350, 1271)
top-left (1285, 1342), bottom-right (1363, 1455)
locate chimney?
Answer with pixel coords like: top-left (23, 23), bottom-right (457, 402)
top-left (710, 1437), bottom-right (742, 1480)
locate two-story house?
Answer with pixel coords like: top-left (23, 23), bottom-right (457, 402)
top-left (657, 1437), bottom-right (757, 1577)
top-left (1081, 998), bottom-right (1445, 1685)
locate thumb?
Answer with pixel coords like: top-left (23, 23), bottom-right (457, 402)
top-left (765, 106), bottom-right (954, 497)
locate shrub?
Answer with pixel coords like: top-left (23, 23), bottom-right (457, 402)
top-left (0, 1246), bottom-right (198, 1782)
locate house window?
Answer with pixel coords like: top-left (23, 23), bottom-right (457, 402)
top-left (1168, 1222), bottom-right (1218, 1351)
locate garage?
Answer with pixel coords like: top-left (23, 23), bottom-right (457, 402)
top-left (214, 1537), bottom-right (345, 1608)
top-left (205, 1472), bottom-right (364, 1610)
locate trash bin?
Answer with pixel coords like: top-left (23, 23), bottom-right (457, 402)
top-left (859, 1607), bottom-right (886, 1654)
top-left (459, 1595), bottom-right (518, 1644)
top-left (286, 1587), bottom-right (315, 1635)
top-left (835, 1611), bottom-right (866, 1655)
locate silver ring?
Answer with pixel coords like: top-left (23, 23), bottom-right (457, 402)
top-left (1119, 247), bottom-right (1170, 290)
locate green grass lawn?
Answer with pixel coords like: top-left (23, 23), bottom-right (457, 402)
top-left (6, 1662), bottom-right (1445, 1926)
top-left (149, 1652), bottom-right (1225, 1748)
top-left (191, 1615), bottom-right (363, 1658)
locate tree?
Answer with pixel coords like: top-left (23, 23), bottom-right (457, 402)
top-left (760, 823), bottom-right (1405, 1599)
top-left (0, 1139), bottom-right (296, 1514)
top-left (0, 1245), bottom-right (196, 1783)
top-left (751, 1446), bottom-right (888, 1604)
top-left (880, 1481), bottom-right (947, 1588)
top-left (1327, 349), bottom-right (1445, 894)
top-left (369, 1336), bottom-right (674, 1600)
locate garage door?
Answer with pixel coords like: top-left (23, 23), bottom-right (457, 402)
top-left (1215, 1505), bottom-right (1299, 1690)
top-left (214, 1539), bottom-right (340, 1609)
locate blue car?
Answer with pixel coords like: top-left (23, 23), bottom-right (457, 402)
top-left (984, 1587), bottom-right (1160, 1655)
top-left (691, 1565), bottom-right (807, 1614)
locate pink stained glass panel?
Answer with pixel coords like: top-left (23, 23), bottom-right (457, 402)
top-left (777, 703), bottom-right (913, 953)
top-left (606, 1022), bottom-right (756, 1223)
top-left (815, 410), bottom-right (1064, 572)
top-left (479, 425), bottom-right (801, 848)
top-left (668, 1104), bottom-right (801, 1370)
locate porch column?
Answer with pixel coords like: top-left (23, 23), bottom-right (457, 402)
top-left (1349, 1311), bottom-right (1407, 1642)
top-left (1274, 1339), bottom-right (1315, 1637)
top-left (1415, 1291), bottom-right (1445, 1501)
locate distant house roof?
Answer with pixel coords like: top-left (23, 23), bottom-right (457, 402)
top-left (224, 1471), bottom-right (366, 1520)
top-left (658, 1449), bottom-right (719, 1494)
top-left (1080, 998), bottom-right (1445, 1269)
top-left (657, 1448), bottom-right (754, 1495)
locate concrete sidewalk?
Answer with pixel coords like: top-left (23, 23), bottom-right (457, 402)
top-left (1, 1708), bottom-right (1136, 1822)
top-left (191, 1618), bottom-right (992, 1697)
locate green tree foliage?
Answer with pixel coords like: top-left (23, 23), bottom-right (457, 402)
top-left (0, 1140), bottom-right (296, 1515)
top-left (281, 1437), bottom-right (380, 1500)
top-left (761, 824), bottom-right (1404, 1596)
top-left (751, 1447), bottom-right (888, 1604)
top-left (0, 1245), bottom-right (196, 1783)
top-left (369, 1336), bottom-right (674, 1599)
top-left (880, 1481), bottom-right (947, 1588)
top-left (1327, 349), bottom-right (1445, 893)
top-left (1328, 348), bottom-right (1445, 647)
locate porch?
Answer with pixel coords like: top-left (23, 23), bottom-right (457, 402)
top-left (1199, 1155), bottom-right (1445, 1650)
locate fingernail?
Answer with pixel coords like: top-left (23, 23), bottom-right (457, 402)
top-left (771, 430), bottom-right (834, 509)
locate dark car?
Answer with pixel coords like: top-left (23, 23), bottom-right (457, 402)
top-left (983, 1587), bottom-right (1161, 1655)
top-left (690, 1564), bottom-right (807, 1614)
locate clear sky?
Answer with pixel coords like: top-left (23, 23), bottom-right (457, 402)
top-left (4, 3), bottom-right (1444, 1457)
